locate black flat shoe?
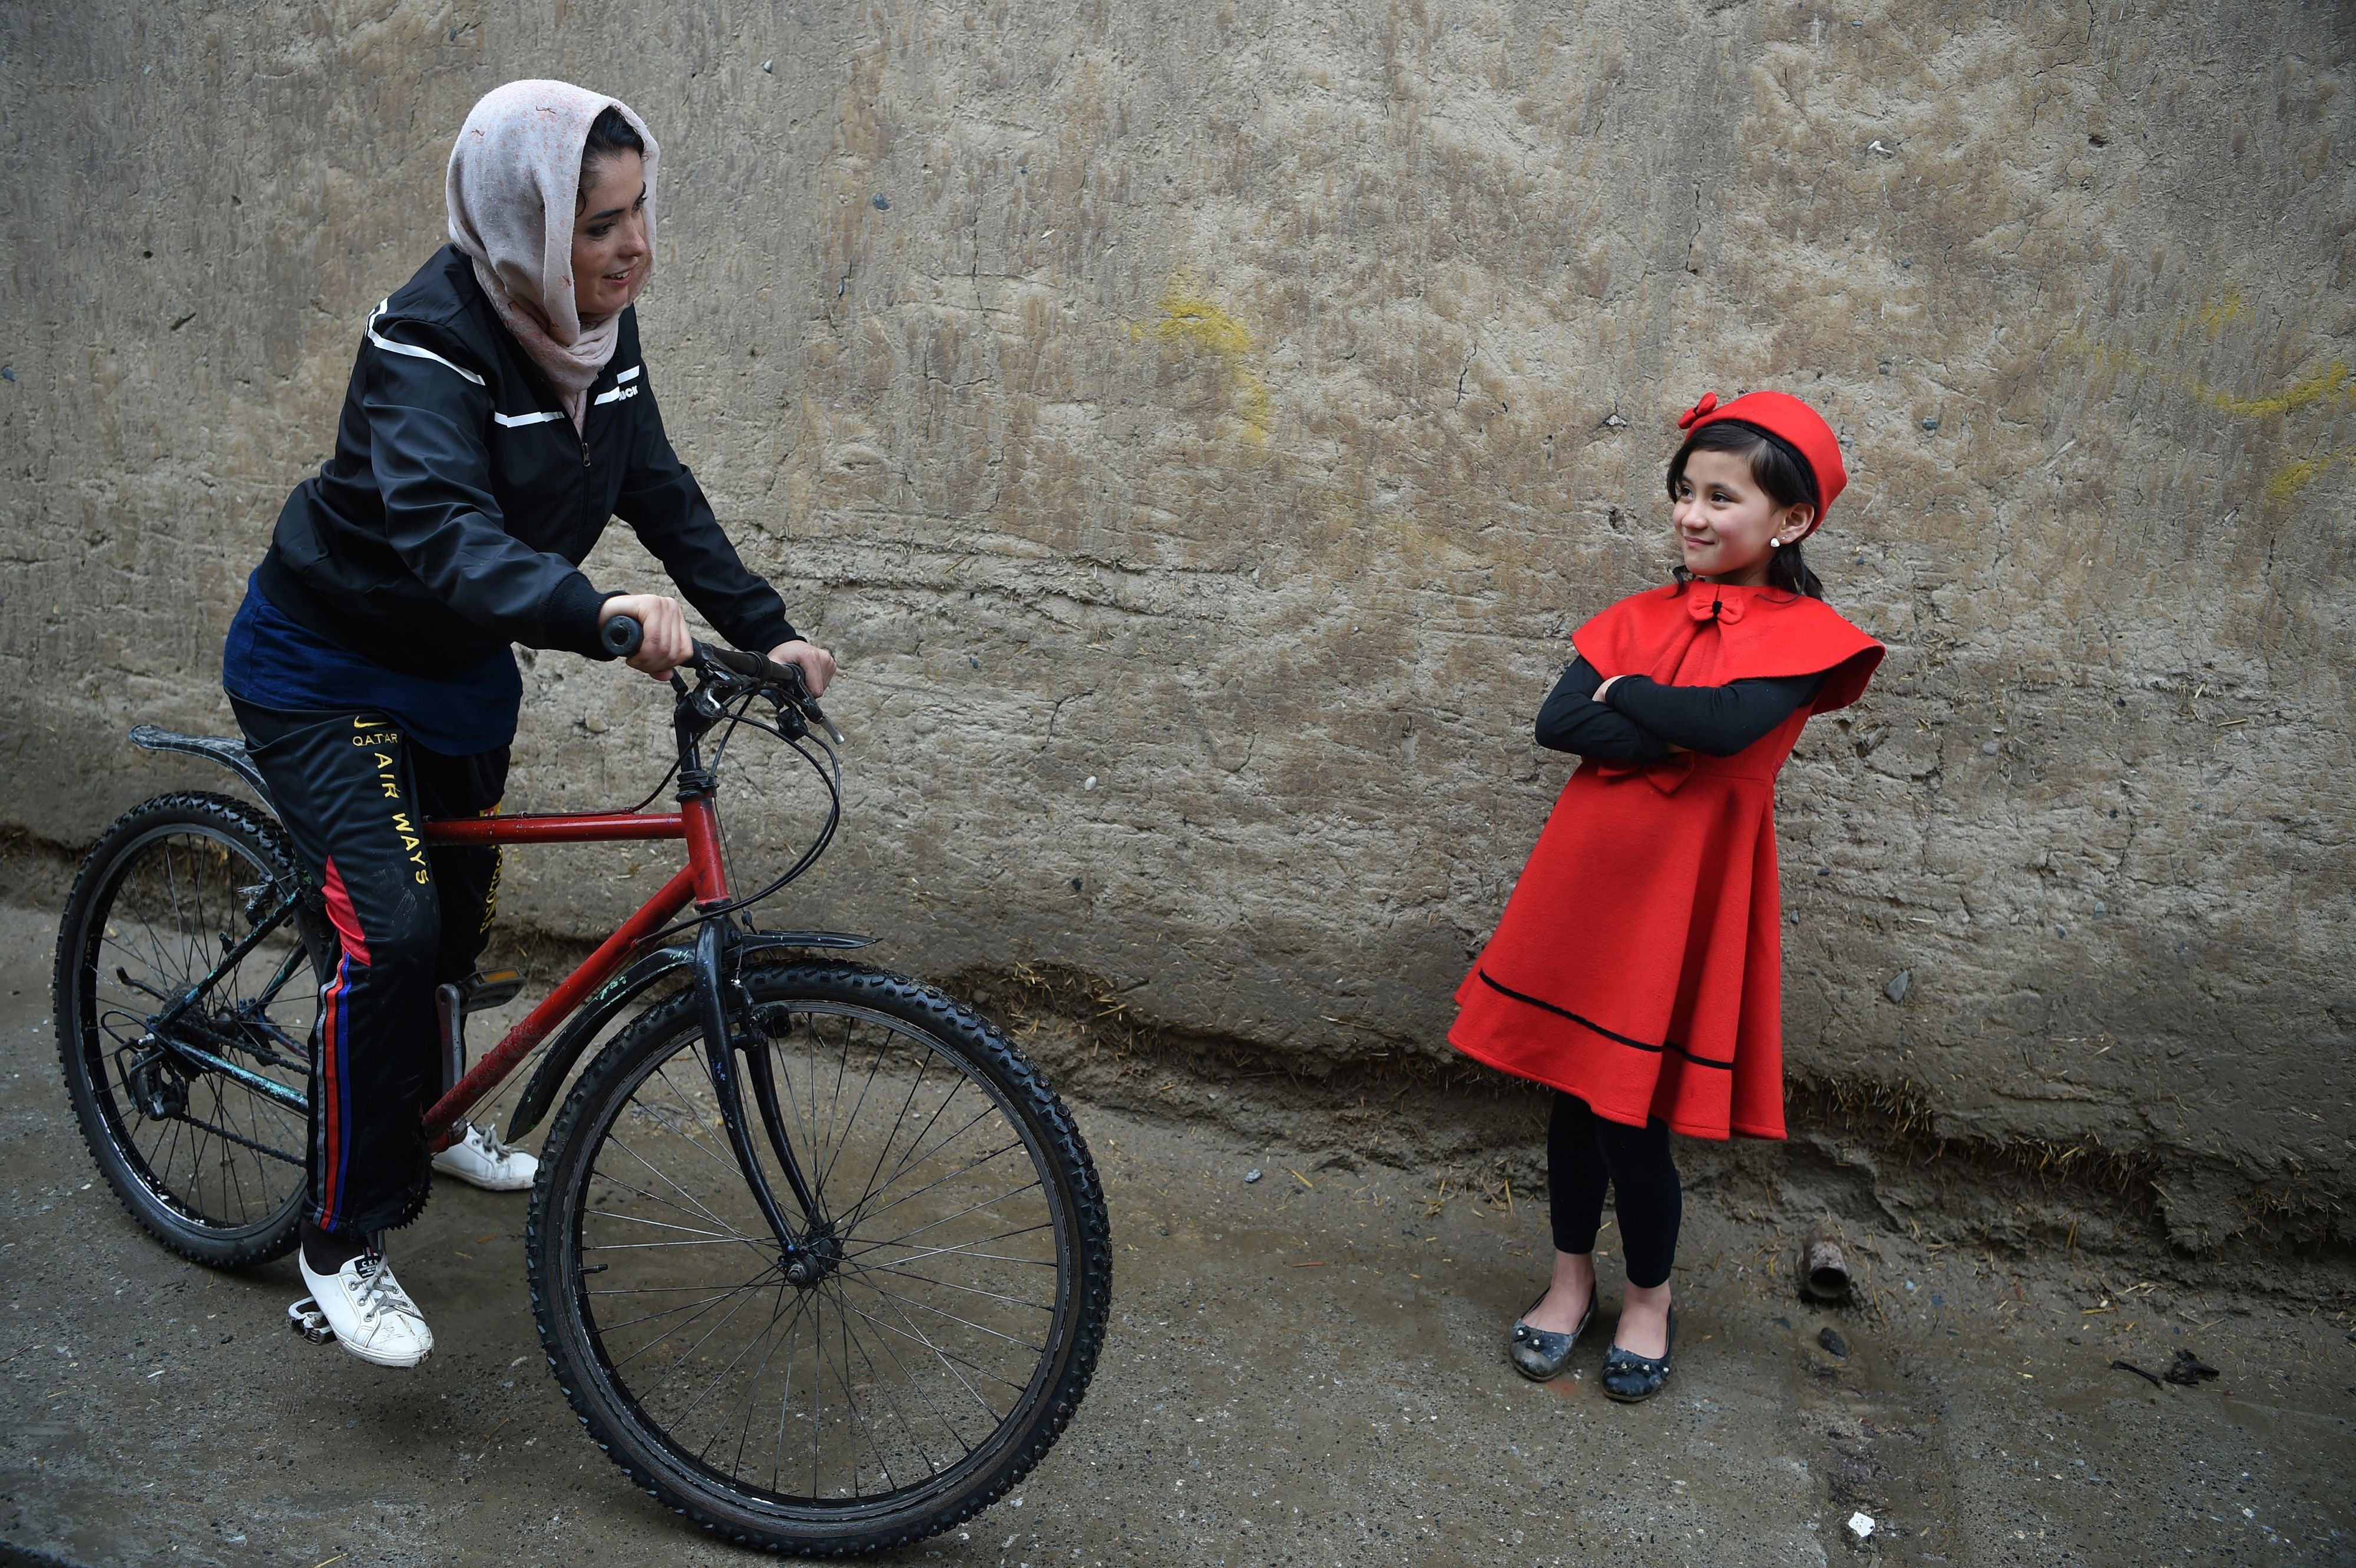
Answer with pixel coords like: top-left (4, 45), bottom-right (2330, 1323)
top-left (1600, 1308), bottom-right (1677, 1403)
top-left (1508, 1286), bottom-right (1597, 1381)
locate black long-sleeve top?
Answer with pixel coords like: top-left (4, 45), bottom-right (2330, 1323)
top-left (1534, 658), bottom-right (1824, 762)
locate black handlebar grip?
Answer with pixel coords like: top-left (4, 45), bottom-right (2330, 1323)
top-left (602, 615), bottom-right (643, 658)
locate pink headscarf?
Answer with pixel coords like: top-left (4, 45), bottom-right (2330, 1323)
top-left (446, 80), bottom-right (659, 431)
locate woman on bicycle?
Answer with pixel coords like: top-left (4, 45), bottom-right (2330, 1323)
top-left (220, 79), bottom-right (834, 1367)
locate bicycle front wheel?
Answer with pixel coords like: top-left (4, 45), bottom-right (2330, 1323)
top-left (528, 960), bottom-right (1111, 1555)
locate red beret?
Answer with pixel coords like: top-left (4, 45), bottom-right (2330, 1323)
top-left (1676, 390), bottom-right (1848, 537)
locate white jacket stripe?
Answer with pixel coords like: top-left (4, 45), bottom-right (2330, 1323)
top-left (366, 300), bottom-right (486, 386)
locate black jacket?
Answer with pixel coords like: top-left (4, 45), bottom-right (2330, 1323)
top-left (257, 246), bottom-right (795, 678)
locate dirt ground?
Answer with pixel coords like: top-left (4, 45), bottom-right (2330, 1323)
top-left (2, 904), bottom-right (2351, 1567)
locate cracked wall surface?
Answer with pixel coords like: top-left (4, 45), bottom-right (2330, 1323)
top-left (3, 1), bottom-right (2350, 1256)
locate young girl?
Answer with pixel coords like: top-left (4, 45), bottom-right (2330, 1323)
top-left (1449, 391), bottom-right (1883, 1402)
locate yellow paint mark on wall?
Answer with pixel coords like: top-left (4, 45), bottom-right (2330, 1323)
top-left (2263, 443), bottom-right (2356, 506)
top-left (2195, 290), bottom-right (2246, 336)
top-left (2067, 335), bottom-right (2355, 420)
top-left (2066, 322), bottom-right (2356, 504)
top-left (1134, 276), bottom-right (1272, 444)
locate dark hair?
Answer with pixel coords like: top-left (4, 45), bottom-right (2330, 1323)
top-left (1665, 419), bottom-right (1826, 598)
top-left (581, 105), bottom-right (646, 179)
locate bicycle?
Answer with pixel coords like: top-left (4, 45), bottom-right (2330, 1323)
top-left (52, 622), bottom-right (1112, 1554)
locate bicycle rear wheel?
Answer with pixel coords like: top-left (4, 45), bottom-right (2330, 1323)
top-left (54, 792), bottom-right (325, 1267)
top-left (528, 960), bottom-right (1111, 1554)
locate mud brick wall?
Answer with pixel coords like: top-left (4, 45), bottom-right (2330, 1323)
top-left (4, 2), bottom-right (2348, 1255)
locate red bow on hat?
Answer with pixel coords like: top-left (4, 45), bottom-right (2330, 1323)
top-left (1673, 389), bottom-right (1849, 536)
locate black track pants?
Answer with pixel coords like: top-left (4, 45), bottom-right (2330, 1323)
top-left (232, 700), bottom-right (508, 1237)
top-left (1547, 1091), bottom-right (1682, 1288)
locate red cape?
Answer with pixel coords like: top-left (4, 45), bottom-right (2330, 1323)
top-left (1448, 581), bottom-right (1882, 1140)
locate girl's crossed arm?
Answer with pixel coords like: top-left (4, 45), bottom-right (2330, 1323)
top-left (1534, 659), bottom-right (1676, 762)
top-left (1597, 671), bottom-right (1824, 757)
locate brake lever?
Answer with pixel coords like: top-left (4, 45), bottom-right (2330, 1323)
top-left (790, 682), bottom-right (847, 746)
top-left (634, 628), bottom-right (843, 746)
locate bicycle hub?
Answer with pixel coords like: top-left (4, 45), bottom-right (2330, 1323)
top-left (782, 1223), bottom-right (842, 1289)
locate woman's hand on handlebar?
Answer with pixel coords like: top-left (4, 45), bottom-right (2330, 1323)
top-left (766, 639), bottom-right (836, 699)
top-left (603, 594), bottom-right (693, 679)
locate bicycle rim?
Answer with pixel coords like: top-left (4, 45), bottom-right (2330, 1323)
top-left (64, 808), bottom-right (314, 1249)
top-left (536, 965), bottom-right (1107, 1550)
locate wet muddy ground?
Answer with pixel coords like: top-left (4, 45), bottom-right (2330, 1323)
top-left (2, 905), bottom-right (2351, 1566)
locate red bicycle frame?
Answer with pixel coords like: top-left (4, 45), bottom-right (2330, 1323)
top-left (415, 796), bottom-right (729, 1144)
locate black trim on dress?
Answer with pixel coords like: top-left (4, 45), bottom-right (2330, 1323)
top-left (1476, 970), bottom-right (1736, 1070)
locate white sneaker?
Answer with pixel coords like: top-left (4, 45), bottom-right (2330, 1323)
top-left (432, 1122), bottom-right (538, 1191)
top-left (297, 1248), bottom-right (434, 1368)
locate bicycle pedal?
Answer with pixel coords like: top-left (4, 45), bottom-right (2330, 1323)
top-left (287, 1296), bottom-right (337, 1345)
top-left (462, 968), bottom-right (524, 1013)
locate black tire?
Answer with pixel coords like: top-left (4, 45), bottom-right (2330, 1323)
top-left (54, 791), bottom-right (327, 1268)
top-left (528, 960), bottom-right (1112, 1556)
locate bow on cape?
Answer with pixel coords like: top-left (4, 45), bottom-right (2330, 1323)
top-left (1588, 587), bottom-right (1744, 793)
top-left (1594, 752), bottom-right (1697, 795)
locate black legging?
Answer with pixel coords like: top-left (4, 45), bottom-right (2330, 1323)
top-left (1547, 1091), bottom-right (1682, 1288)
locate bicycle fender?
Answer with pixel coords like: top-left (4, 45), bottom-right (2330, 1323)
top-left (502, 931), bottom-right (878, 1142)
top-left (739, 929), bottom-right (876, 954)
top-left (130, 724), bottom-right (277, 813)
top-left (497, 918), bottom-right (876, 1134)
top-left (504, 942), bottom-right (697, 1142)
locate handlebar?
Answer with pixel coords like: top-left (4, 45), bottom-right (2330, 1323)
top-left (601, 614), bottom-right (845, 745)
top-left (600, 615), bottom-right (646, 659)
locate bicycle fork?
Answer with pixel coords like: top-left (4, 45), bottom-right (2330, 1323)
top-left (692, 920), bottom-right (835, 1285)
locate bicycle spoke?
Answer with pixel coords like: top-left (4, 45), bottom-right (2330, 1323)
top-left (826, 1273), bottom-right (997, 1451)
top-left (845, 1071), bottom-right (969, 1221)
top-left (847, 1180), bottom-right (1048, 1256)
top-left (832, 1274), bottom-right (1047, 1354)
top-left (839, 1097), bottom-right (1003, 1223)
top-left (583, 1207), bottom-right (742, 1241)
top-left (827, 1289), bottom-right (957, 1477)
top-left (674, 1285), bottom-right (800, 1447)
top-left (840, 1143), bottom-right (1031, 1236)
top-left (843, 1223), bottom-right (1056, 1269)
top-left (602, 1277), bottom-right (776, 1362)
top-left (644, 1059), bottom-right (747, 1180)
top-left (597, 1134), bottom-right (764, 1246)
top-left (838, 1051), bottom-right (933, 1231)
top-left (822, 1283), bottom-right (1033, 1397)
top-left (808, 1028), bottom-right (891, 1200)
top-left (840, 1259), bottom-right (1055, 1318)
top-left (816, 1272), bottom-right (904, 1496)
top-left (724, 1286), bottom-right (817, 1480)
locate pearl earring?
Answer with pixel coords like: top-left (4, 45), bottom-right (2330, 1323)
top-left (1769, 537), bottom-right (1782, 549)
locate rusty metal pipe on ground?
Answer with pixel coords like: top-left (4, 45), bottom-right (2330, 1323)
top-left (1801, 1232), bottom-right (1852, 1304)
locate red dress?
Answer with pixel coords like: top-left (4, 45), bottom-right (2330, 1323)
top-left (1450, 580), bottom-right (1883, 1140)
